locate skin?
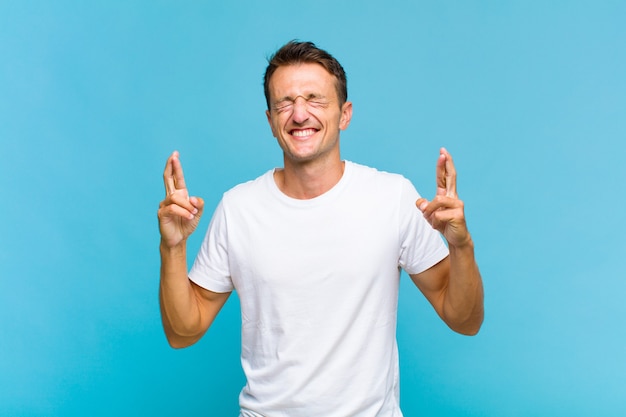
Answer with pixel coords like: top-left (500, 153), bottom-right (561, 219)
top-left (158, 151), bottom-right (230, 348)
top-left (265, 63), bottom-right (353, 199)
top-left (412, 148), bottom-right (484, 335)
top-left (157, 63), bottom-right (483, 348)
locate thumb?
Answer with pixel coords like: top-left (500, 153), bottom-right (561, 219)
top-left (416, 198), bottom-right (429, 213)
top-left (189, 196), bottom-right (205, 218)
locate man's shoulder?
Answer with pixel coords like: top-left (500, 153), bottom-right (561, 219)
top-left (222, 170), bottom-right (274, 201)
top-left (347, 161), bottom-right (411, 187)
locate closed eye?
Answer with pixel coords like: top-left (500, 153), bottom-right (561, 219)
top-left (273, 100), bottom-right (294, 113)
top-left (307, 99), bottom-right (329, 108)
top-left (272, 95), bottom-right (331, 113)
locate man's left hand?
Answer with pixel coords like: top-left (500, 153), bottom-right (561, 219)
top-left (416, 147), bottom-right (471, 248)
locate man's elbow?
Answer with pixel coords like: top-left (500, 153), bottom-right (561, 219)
top-left (454, 322), bottom-right (482, 336)
top-left (164, 331), bottom-right (201, 349)
top-left (162, 318), bottom-right (204, 349)
top-left (445, 307), bottom-right (484, 336)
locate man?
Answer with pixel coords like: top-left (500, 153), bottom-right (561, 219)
top-left (158, 41), bottom-right (483, 416)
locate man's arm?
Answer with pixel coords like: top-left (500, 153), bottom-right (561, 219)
top-left (410, 148), bottom-right (484, 335)
top-left (157, 151), bottom-right (231, 348)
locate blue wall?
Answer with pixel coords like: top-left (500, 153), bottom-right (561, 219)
top-left (2, 1), bottom-right (625, 415)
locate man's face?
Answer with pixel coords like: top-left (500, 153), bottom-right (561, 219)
top-left (265, 63), bottom-right (352, 165)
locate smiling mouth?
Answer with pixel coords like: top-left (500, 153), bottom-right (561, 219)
top-left (290, 128), bottom-right (318, 138)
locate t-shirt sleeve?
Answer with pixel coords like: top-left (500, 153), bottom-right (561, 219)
top-left (188, 199), bottom-right (235, 293)
top-left (397, 178), bottom-right (449, 275)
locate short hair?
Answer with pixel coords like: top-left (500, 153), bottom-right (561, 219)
top-left (263, 40), bottom-right (348, 110)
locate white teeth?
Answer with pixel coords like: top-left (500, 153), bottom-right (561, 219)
top-left (292, 129), bottom-right (316, 137)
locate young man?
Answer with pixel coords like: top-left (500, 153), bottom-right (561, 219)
top-left (158, 41), bottom-right (483, 416)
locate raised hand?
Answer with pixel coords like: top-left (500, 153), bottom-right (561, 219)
top-left (416, 148), bottom-right (471, 248)
top-left (157, 151), bottom-right (204, 249)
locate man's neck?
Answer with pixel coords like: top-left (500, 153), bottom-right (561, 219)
top-left (274, 155), bottom-right (345, 200)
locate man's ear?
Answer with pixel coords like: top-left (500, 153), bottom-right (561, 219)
top-left (339, 101), bottom-right (353, 130)
top-left (266, 109), bottom-right (277, 137)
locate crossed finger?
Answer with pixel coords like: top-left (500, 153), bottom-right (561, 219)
top-left (163, 151), bottom-right (187, 197)
top-left (436, 147), bottom-right (457, 199)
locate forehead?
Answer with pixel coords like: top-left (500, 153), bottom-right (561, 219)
top-left (268, 63), bottom-right (338, 100)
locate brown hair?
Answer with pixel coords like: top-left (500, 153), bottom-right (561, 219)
top-left (263, 40), bottom-right (348, 110)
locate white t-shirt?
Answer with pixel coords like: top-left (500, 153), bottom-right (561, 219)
top-left (189, 161), bottom-right (449, 416)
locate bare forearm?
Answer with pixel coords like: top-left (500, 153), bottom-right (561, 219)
top-left (159, 243), bottom-right (204, 346)
top-left (443, 239), bottom-right (484, 335)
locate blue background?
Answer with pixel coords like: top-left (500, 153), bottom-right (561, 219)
top-left (2, 1), bottom-right (625, 416)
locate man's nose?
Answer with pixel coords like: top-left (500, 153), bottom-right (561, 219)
top-left (291, 96), bottom-right (309, 123)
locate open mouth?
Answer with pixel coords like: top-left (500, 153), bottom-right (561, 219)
top-left (290, 128), bottom-right (318, 138)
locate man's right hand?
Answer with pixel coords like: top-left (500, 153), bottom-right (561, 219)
top-left (157, 151), bottom-right (204, 249)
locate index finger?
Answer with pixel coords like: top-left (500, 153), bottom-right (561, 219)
top-left (163, 151), bottom-right (187, 196)
top-left (436, 147), bottom-right (457, 198)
